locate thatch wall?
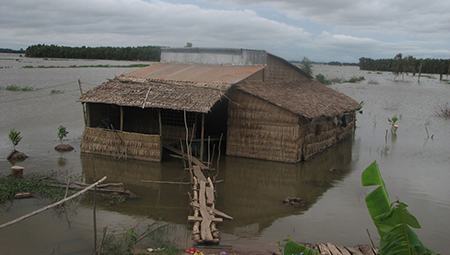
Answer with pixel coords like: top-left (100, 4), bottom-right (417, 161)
top-left (81, 127), bottom-right (161, 161)
top-left (302, 114), bottom-right (355, 160)
top-left (226, 90), bottom-right (302, 162)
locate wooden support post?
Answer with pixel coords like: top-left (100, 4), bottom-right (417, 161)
top-left (120, 106), bottom-right (124, 131)
top-left (86, 103), bottom-right (91, 127)
top-left (159, 110), bottom-right (162, 136)
top-left (200, 113), bottom-right (205, 161)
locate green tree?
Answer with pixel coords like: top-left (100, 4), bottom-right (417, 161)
top-left (300, 57), bottom-right (313, 77)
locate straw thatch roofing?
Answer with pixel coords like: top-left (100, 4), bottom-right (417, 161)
top-left (80, 63), bottom-right (264, 113)
top-left (80, 79), bottom-right (225, 113)
top-left (237, 80), bottom-right (360, 119)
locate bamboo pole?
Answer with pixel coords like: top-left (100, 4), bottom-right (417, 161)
top-left (0, 176), bottom-right (107, 230)
top-left (78, 79), bottom-right (87, 126)
top-left (200, 114), bottom-right (205, 161)
top-left (93, 185), bottom-right (98, 254)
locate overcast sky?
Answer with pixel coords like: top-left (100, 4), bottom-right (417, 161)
top-left (1, 0), bottom-right (449, 61)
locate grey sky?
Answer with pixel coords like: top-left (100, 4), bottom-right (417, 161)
top-left (1, 0), bottom-right (449, 61)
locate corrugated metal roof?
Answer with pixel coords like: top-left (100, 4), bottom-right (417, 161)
top-left (120, 63), bottom-right (265, 89)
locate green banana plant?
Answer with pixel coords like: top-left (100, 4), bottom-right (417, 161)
top-left (362, 161), bottom-right (437, 255)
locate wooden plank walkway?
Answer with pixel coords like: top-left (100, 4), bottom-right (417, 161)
top-left (304, 243), bottom-right (377, 255)
top-left (165, 145), bottom-right (232, 244)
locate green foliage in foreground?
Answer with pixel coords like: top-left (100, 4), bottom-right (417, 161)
top-left (8, 129), bottom-right (22, 151)
top-left (100, 224), bottom-right (179, 255)
top-left (362, 162), bottom-right (437, 255)
top-left (284, 240), bottom-right (319, 255)
top-left (284, 162), bottom-right (437, 255)
top-left (4, 85), bottom-right (34, 91)
top-left (0, 175), bottom-right (65, 204)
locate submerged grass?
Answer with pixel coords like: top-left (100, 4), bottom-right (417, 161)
top-left (2, 84), bottom-right (35, 91)
top-left (436, 103), bottom-right (450, 119)
top-left (23, 64), bottom-right (149, 69)
top-left (346, 76), bottom-right (365, 83)
top-left (100, 224), bottom-right (179, 255)
top-left (0, 175), bottom-right (65, 204)
top-left (50, 89), bottom-right (64, 94)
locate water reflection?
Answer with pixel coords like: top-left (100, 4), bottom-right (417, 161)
top-left (81, 138), bottom-right (354, 236)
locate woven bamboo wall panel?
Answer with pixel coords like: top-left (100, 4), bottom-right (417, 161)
top-left (81, 127), bottom-right (161, 161)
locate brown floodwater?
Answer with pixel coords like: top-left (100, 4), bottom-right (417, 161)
top-left (1, 54), bottom-right (450, 254)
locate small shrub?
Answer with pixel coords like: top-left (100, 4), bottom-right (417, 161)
top-left (315, 73), bottom-right (331, 85)
top-left (57, 125), bottom-right (69, 144)
top-left (8, 129), bottom-right (22, 151)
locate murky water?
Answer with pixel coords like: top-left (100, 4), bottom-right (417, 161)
top-left (1, 54), bottom-right (450, 254)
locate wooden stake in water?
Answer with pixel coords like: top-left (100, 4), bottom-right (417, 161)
top-left (93, 184), bottom-right (97, 254)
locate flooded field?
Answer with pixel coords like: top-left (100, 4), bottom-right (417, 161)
top-left (1, 53), bottom-right (450, 254)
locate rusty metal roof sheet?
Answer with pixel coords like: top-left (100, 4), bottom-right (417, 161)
top-left (119, 63), bottom-right (265, 90)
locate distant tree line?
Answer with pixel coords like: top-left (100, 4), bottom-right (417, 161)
top-left (359, 54), bottom-right (450, 75)
top-left (0, 48), bottom-right (25, 54)
top-left (25, 44), bottom-right (161, 61)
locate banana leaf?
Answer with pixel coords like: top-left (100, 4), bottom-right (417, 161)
top-left (380, 224), bottom-right (436, 255)
top-left (362, 161), bottom-right (391, 235)
top-left (284, 240), bottom-right (319, 255)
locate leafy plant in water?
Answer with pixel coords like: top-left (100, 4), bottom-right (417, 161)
top-left (8, 129), bottom-right (22, 151)
top-left (362, 161), bottom-right (437, 255)
top-left (57, 125), bottom-right (69, 144)
top-left (388, 115), bottom-right (399, 134)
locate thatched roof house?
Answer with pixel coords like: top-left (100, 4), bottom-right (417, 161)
top-left (80, 48), bottom-right (359, 163)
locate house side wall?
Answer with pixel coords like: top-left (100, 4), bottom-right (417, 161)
top-left (227, 90), bottom-right (303, 163)
top-left (264, 55), bottom-right (309, 82)
top-left (81, 127), bottom-right (161, 162)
